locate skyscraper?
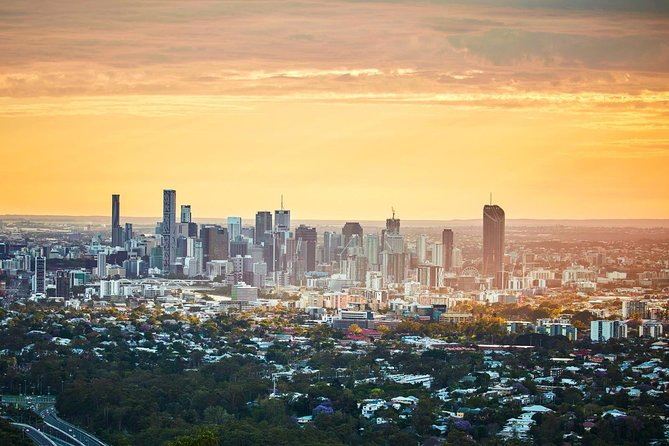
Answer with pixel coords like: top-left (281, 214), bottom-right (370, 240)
top-left (483, 204), bottom-right (505, 287)
top-left (382, 251), bottom-right (405, 283)
top-left (416, 235), bottom-right (427, 263)
top-left (274, 195), bottom-right (291, 231)
top-left (364, 234), bottom-right (380, 269)
top-left (97, 252), bottom-right (107, 278)
top-left (230, 239), bottom-right (249, 258)
top-left (55, 270), bottom-right (70, 298)
top-left (125, 223), bottom-right (134, 243)
top-left (323, 231), bottom-right (338, 263)
top-left (178, 205), bottom-right (198, 237)
top-left (385, 233), bottom-right (404, 254)
top-left (295, 224), bottom-right (317, 272)
top-left (431, 241), bottom-right (444, 267)
top-left (181, 205), bottom-right (192, 223)
top-left (255, 211), bottom-right (273, 245)
top-left (442, 229), bottom-right (453, 271)
top-left (382, 209), bottom-right (400, 253)
top-left (271, 198), bottom-right (291, 277)
top-left (275, 210), bottom-right (290, 231)
top-left (33, 256), bottom-right (46, 295)
top-left (386, 210), bottom-right (400, 235)
top-left (162, 189), bottom-right (177, 273)
top-left (111, 194), bottom-right (123, 247)
top-left (200, 225), bottom-right (229, 263)
top-left (193, 240), bottom-right (204, 276)
top-left (227, 216), bottom-right (242, 242)
top-left (176, 236), bottom-right (188, 258)
top-left (342, 222), bottom-right (363, 249)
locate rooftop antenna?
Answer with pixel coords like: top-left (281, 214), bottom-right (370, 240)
top-left (489, 192), bottom-right (492, 205)
top-left (281, 194), bottom-right (284, 211)
top-left (392, 207), bottom-right (395, 219)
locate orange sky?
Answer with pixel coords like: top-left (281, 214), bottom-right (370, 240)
top-left (1, 0), bottom-right (668, 220)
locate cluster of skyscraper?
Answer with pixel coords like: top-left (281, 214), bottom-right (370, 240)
top-left (111, 194), bottom-right (134, 248)
top-left (107, 190), bottom-right (506, 289)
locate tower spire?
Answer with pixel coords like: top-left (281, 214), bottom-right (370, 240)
top-left (281, 194), bottom-right (284, 211)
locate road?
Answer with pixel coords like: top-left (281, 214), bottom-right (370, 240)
top-left (42, 409), bottom-right (108, 446)
top-left (45, 435), bottom-right (74, 446)
top-left (11, 422), bottom-right (58, 446)
top-left (1, 394), bottom-right (57, 409)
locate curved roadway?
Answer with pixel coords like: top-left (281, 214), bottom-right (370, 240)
top-left (11, 422), bottom-right (58, 446)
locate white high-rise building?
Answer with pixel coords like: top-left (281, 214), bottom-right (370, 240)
top-left (416, 235), bottom-right (427, 264)
top-left (100, 279), bottom-right (122, 297)
top-left (431, 242), bottom-right (444, 267)
top-left (591, 320), bottom-right (627, 342)
top-left (452, 247), bottom-right (463, 269)
top-left (194, 240), bottom-right (203, 276)
top-left (184, 257), bottom-right (198, 277)
top-left (323, 231), bottom-right (339, 264)
top-left (100, 280), bottom-right (111, 298)
top-left (364, 234), bottom-right (380, 269)
top-left (186, 237), bottom-right (196, 258)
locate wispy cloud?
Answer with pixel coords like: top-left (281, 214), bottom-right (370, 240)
top-left (0, 0), bottom-right (667, 102)
top-left (1, 90), bottom-right (667, 119)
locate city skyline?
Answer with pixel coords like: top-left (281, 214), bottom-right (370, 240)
top-left (4, 187), bottom-right (669, 225)
top-left (2, 2), bottom-right (669, 444)
top-left (1, 0), bottom-right (668, 220)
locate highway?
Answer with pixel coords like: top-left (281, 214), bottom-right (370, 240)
top-left (42, 409), bottom-right (108, 446)
top-left (45, 435), bottom-right (74, 446)
top-left (12, 422), bottom-right (58, 446)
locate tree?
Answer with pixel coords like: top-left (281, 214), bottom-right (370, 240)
top-left (168, 428), bottom-right (218, 446)
top-left (412, 398), bottom-right (436, 437)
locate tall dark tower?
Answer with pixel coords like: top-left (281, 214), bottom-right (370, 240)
top-left (483, 204), bottom-right (505, 287)
top-left (382, 208), bottom-right (400, 252)
top-left (200, 225), bottom-right (228, 263)
top-left (255, 211), bottom-right (273, 245)
top-left (33, 256), bottom-right (46, 295)
top-left (274, 196), bottom-right (290, 231)
top-left (342, 222), bottom-right (363, 249)
top-left (442, 229), bottom-right (453, 272)
top-left (162, 189), bottom-right (177, 273)
top-left (385, 208), bottom-right (400, 235)
top-left (111, 194), bottom-right (123, 247)
top-left (295, 224), bottom-right (317, 272)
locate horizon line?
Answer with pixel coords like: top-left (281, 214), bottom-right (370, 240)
top-left (2, 214), bottom-right (669, 223)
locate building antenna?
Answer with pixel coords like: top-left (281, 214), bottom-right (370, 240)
top-left (281, 194), bottom-right (284, 211)
top-left (489, 192), bottom-right (492, 205)
top-left (392, 206), bottom-right (395, 219)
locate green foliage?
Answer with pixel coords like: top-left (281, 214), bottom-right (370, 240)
top-left (0, 418), bottom-right (33, 446)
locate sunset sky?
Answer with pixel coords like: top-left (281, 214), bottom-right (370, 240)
top-left (1, 0), bottom-right (668, 220)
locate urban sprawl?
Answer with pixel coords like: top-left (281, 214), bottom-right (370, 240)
top-left (1, 191), bottom-right (669, 445)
